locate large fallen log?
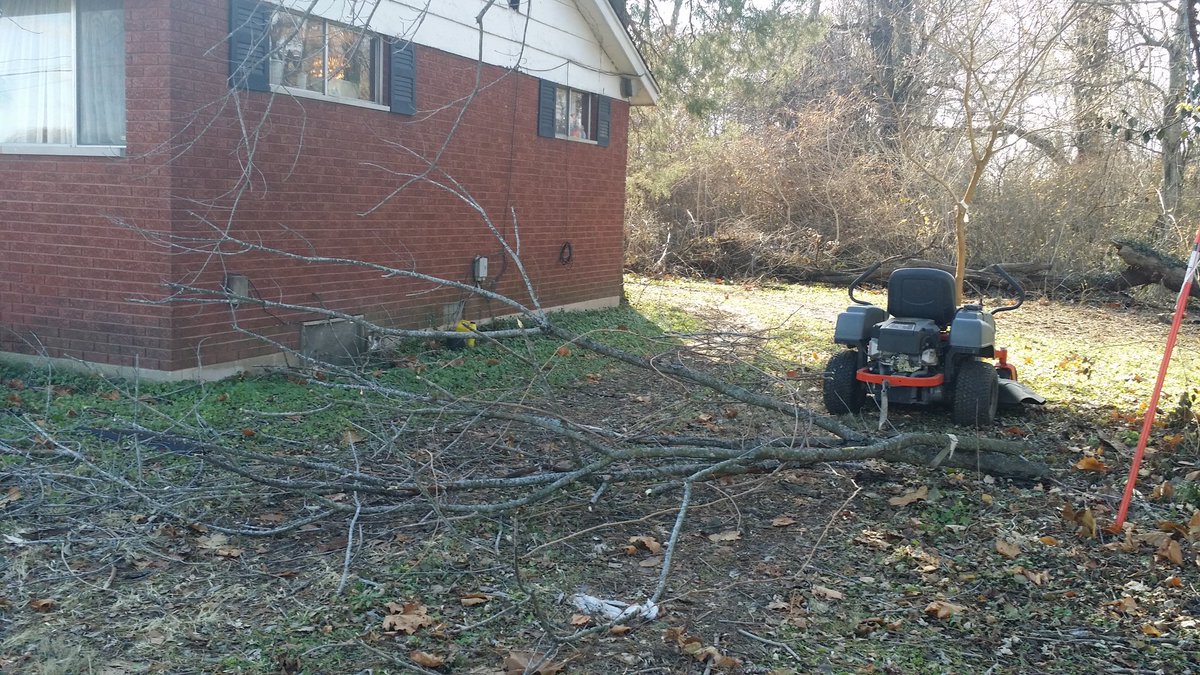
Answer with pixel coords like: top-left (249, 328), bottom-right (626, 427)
top-left (802, 257), bottom-right (1052, 288)
top-left (1106, 240), bottom-right (1200, 298)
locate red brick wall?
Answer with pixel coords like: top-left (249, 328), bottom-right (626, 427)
top-left (0, 0), bottom-right (630, 373)
top-left (0, 0), bottom-right (177, 369)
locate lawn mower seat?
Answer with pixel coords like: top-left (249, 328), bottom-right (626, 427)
top-left (886, 268), bottom-right (957, 326)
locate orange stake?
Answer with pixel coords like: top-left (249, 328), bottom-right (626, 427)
top-left (1110, 226), bottom-right (1200, 532)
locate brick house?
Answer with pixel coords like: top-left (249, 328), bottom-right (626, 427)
top-left (0, 0), bottom-right (656, 379)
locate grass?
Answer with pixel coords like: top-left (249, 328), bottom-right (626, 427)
top-left (4, 275), bottom-right (1200, 673)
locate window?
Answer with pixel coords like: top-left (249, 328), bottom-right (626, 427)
top-left (229, 0), bottom-right (415, 116)
top-left (0, 0), bottom-right (126, 148)
top-left (537, 80), bottom-right (611, 147)
top-left (268, 10), bottom-right (382, 104)
top-left (555, 87), bottom-right (597, 141)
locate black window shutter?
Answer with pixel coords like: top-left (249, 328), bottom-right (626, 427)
top-left (229, 0), bottom-right (271, 91)
top-left (596, 96), bottom-right (611, 147)
top-left (389, 42), bottom-right (417, 115)
top-left (537, 80), bottom-right (557, 138)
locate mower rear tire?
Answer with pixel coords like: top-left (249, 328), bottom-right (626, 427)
top-left (823, 350), bottom-right (865, 415)
top-left (953, 359), bottom-right (999, 427)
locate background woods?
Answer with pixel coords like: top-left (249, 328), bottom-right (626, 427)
top-left (624, 0), bottom-right (1200, 291)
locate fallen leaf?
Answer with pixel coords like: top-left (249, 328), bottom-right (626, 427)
top-left (628, 535), bottom-right (663, 554)
top-left (1020, 568), bottom-right (1051, 586)
top-left (569, 613), bottom-right (590, 626)
top-left (215, 546), bottom-right (243, 558)
top-left (100, 390), bottom-right (121, 401)
top-left (639, 555), bottom-right (663, 568)
top-left (258, 512), bottom-right (286, 524)
top-left (1156, 539), bottom-right (1184, 566)
top-left (771, 516), bottom-right (796, 527)
top-left (555, 346), bottom-right (571, 357)
top-left (1062, 505), bottom-right (1099, 539)
top-left (924, 600), bottom-right (965, 619)
top-left (504, 651), bottom-right (565, 675)
top-left (1105, 596), bottom-right (1138, 614)
top-left (1039, 536), bottom-right (1059, 546)
top-left (461, 592), bottom-right (491, 606)
top-left (1075, 456), bottom-right (1109, 473)
top-left (1141, 623), bottom-right (1165, 637)
top-left (381, 602), bottom-right (433, 635)
top-left (29, 598), bottom-right (56, 612)
top-left (0, 486), bottom-right (20, 508)
top-left (889, 485), bottom-right (929, 507)
top-left (410, 651), bottom-right (445, 668)
top-left (1149, 481), bottom-right (1175, 501)
top-left (1157, 520), bottom-right (1189, 537)
top-left (995, 538), bottom-right (1021, 559)
top-left (240, 428), bottom-right (256, 437)
top-left (609, 624), bottom-right (632, 636)
top-left (196, 533), bottom-right (229, 550)
top-left (812, 585), bottom-right (844, 601)
top-left (981, 493), bottom-right (994, 505)
top-left (707, 530), bottom-right (741, 543)
top-left (340, 429), bottom-right (364, 446)
top-left (1164, 576), bottom-right (1183, 588)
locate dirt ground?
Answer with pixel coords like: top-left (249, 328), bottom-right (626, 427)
top-left (2, 279), bottom-right (1200, 674)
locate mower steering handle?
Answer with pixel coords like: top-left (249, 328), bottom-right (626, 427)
top-left (989, 265), bottom-right (1025, 315)
top-left (848, 262), bottom-right (883, 305)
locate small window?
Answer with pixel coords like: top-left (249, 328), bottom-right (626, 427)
top-left (554, 86), bottom-right (597, 142)
top-left (268, 9), bottom-right (382, 104)
top-left (0, 0), bottom-right (126, 147)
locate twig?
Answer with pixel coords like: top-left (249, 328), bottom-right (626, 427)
top-left (736, 628), bottom-right (802, 662)
top-left (651, 480), bottom-right (692, 605)
top-left (796, 468), bottom-right (862, 580)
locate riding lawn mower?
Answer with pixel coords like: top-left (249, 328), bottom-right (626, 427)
top-left (822, 264), bottom-right (1045, 427)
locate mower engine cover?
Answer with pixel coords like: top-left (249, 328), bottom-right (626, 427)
top-left (875, 318), bottom-right (940, 355)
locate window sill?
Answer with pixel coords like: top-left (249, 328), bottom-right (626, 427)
top-left (270, 84), bottom-right (389, 112)
top-left (554, 135), bottom-right (599, 145)
top-left (0, 145), bottom-right (126, 158)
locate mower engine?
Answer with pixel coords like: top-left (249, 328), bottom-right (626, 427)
top-left (871, 318), bottom-right (941, 376)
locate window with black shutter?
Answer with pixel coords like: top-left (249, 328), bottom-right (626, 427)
top-left (537, 79), bottom-right (610, 146)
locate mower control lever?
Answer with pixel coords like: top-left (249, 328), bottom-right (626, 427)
top-left (989, 265), bottom-right (1025, 315)
top-left (848, 261), bottom-right (883, 306)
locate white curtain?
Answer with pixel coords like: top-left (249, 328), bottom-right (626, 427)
top-left (0, 0), bottom-right (73, 144)
top-left (77, 0), bottom-right (125, 145)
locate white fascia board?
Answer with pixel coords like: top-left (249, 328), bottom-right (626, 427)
top-left (271, 0), bottom-right (657, 105)
top-left (575, 0), bottom-right (658, 105)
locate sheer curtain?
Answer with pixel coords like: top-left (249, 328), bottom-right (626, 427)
top-left (0, 0), bottom-right (73, 144)
top-left (77, 0), bottom-right (126, 145)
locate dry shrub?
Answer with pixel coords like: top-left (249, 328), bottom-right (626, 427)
top-left (969, 151), bottom-right (1176, 280)
top-left (627, 96), bottom-right (924, 278)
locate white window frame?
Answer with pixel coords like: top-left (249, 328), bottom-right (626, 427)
top-left (0, 0), bottom-right (126, 157)
top-left (267, 8), bottom-right (387, 111)
top-left (553, 85), bottom-right (599, 145)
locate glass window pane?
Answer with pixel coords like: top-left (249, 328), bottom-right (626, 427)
top-left (77, 0), bottom-right (126, 145)
top-left (298, 19), bottom-right (324, 93)
top-left (269, 10), bottom-right (307, 86)
top-left (0, 0), bottom-right (74, 144)
top-left (326, 25), bottom-right (375, 101)
top-left (555, 87), bottom-right (569, 136)
top-left (569, 90), bottom-right (587, 139)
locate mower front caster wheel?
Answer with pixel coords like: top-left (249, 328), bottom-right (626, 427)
top-left (823, 350), bottom-right (865, 415)
top-left (953, 359), bottom-right (999, 427)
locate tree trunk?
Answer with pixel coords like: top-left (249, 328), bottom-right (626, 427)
top-left (1156, 3), bottom-right (1190, 241)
